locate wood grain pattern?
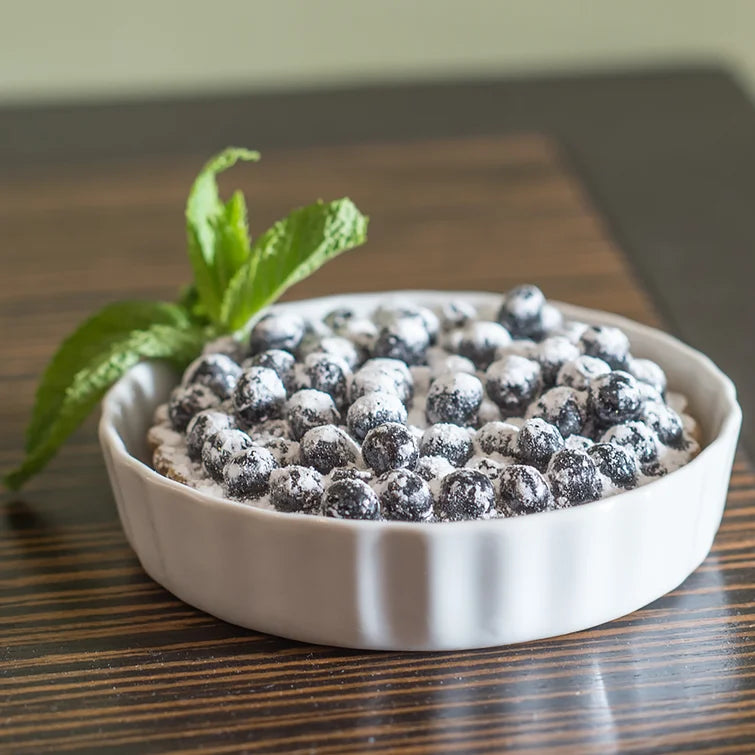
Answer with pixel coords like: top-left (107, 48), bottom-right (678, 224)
top-left (1, 135), bottom-right (752, 754)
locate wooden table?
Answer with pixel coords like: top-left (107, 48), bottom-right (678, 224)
top-left (2, 69), bottom-right (754, 753)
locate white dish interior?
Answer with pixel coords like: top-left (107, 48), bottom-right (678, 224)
top-left (100, 292), bottom-right (741, 650)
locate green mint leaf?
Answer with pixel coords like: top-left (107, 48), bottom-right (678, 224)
top-left (23, 301), bottom-right (191, 455)
top-left (220, 198), bottom-right (368, 332)
top-left (186, 147), bottom-right (260, 322)
top-left (4, 322), bottom-right (208, 491)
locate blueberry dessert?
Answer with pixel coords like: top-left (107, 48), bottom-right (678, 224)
top-left (149, 285), bottom-right (700, 520)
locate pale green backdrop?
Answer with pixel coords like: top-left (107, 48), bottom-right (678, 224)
top-left (2, 0), bottom-right (752, 103)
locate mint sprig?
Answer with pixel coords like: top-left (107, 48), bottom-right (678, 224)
top-left (4, 147), bottom-right (369, 490)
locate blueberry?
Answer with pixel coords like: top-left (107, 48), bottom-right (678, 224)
top-left (414, 455), bottom-right (456, 486)
top-left (201, 335), bottom-right (247, 363)
top-left (232, 367), bottom-right (287, 427)
top-left (547, 449), bottom-right (602, 506)
top-left (640, 401), bottom-right (685, 449)
top-left (223, 446), bottom-right (278, 499)
top-left (526, 386), bottom-right (587, 438)
top-left (377, 469), bottom-right (434, 522)
top-left (465, 456), bottom-right (506, 492)
top-left (286, 389), bottom-right (341, 441)
top-left (589, 371), bottom-right (642, 426)
top-left (249, 311), bottom-right (306, 354)
top-left (474, 421), bottom-right (519, 458)
top-left (628, 357), bottom-right (667, 397)
top-left (540, 303), bottom-right (564, 334)
top-left (269, 465), bottom-right (323, 513)
top-left (534, 337), bottom-right (581, 386)
top-left (419, 423), bottom-right (473, 467)
top-left (243, 350), bottom-right (296, 393)
top-left (304, 353), bottom-right (351, 409)
top-left (436, 469), bottom-right (495, 521)
top-left (373, 318), bottom-right (431, 365)
top-left (426, 348), bottom-right (477, 377)
top-left (556, 355), bottom-right (611, 391)
top-left (485, 355), bottom-right (542, 416)
top-left (641, 459), bottom-right (669, 478)
top-left (362, 422), bottom-right (419, 475)
top-left (516, 418), bottom-right (565, 472)
top-left (425, 372), bottom-right (483, 426)
top-left (201, 428), bottom-right (253, 482)
top-left (347, 392), bottom-right (408, 441)
top-left (565, 434), bottom-right (594, 452)
top-left (168, 383), bottom-right (220, 432)
top-left (457, 321), bottom-right (512, 369)
top-left (499, 464), bottom-right (553, 515)
top-left (600, 421), bottom-right (658, 463)
top-left (186, 410), bottom-right (235, 461)
top-left (325, 311), bottom-right (378, 355)
top-left (497, 284), bottom-right (546, 339)
top-left (587, 443), bottom-right (638, 489)
top-left (181, 353), bottom-right (242, 400)
top-left (299, 336), bottom-right (361, 370)
top-left (299, 424), bottom-right (360, 474)
top-left (374, 303), bottom-right (439, 345)
top-left (350, 358), bottom-right (413, 405)
top-left (440, 300), bottom-right (477, 331)
top-left (579, 326), bottom-right (631, 371)
top-left (323, 479), bottom-right (380, 520)
top-left (254, 435), bottom-right (300, 466)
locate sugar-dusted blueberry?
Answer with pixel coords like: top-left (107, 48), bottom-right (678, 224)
top-left (182, 353), bottom-right (242, 400)
top-left (641, 459), bottom-right (669, 478)
top-left (201, 428), bottom-right (253, 481)
top-left (201, 335), bottom-right (247, 363)
top-left (600, 421), bottom-right (658, 463)
top-left (436, 469), bottom-right (495, 521)
top-left (534, 336), bottom-right (581, 387)
top-left (547, 449), bottom-right (602, 506)
top-left (323, 307), bottom-right (356, 331)
top-left (186, 410), bottom-right (235, 461)
top-left (485, 355), bottom-right (542, 416)
top-left (299, 424), bottom-right (360, 474)
top-left (269, 465), bottom-right (323, 514)
top-left (232, 366), bottom-right (287, 427)
top-left (497, 284), bottom-right (546, 339)
top-left (465, 456), bottom-right (506, 492)
top-left (579, 325), bottom-right (631, 371)
top-left (556, 355), bottom-right (611, 391)
top-left (373, 317), bottom-right (431, 366)
top-left (426, 348), bottom-right (477, 378)
top-left (286, 389), bottom-right (340, 441)
top-left (587, 442), bottom-right (638, 490)
top-left (377, 469), bottom-right (434, 522)
top-left (347, 392), bottom-right (408, 441)
top-left (475, 421), bottom-right (520, 458)
top-left (303, 352), bottom-right (351, 409)
top-left (415, 455), bottom-right (455, 487)
top-left (516, 418), bottom-right (565, 472)
top-left (374, 302), bottom-right (440, 344)
top-left (589, 371), bottom-right (642, 426)
top-left (249, 311), bottom-right (306, 354)
top-left (350, 358), bottom-right (413, 405)
top-left (420, 423), bottom-right (473, 467)
top-left (499, 464), bottom-right (553, 516)
top-left (628, 357), bottom-right (667, 397)
top-left (243, 349), bottom-right (296, 393)
top-left (168, 383), bottom-right (220, 432)
top-left (299, 336), bottom-right (361, 370)
top-left (362, 422), bottom-right (419, 475)
top-left (323, 479), bottom-right (380, 520)
top-left (440, 300), bottom-right (477, 331)
top-left (526, 386), bottom-right (587, 438)
top-left (640, 401), bottom-right (685, 449)
top-left (457, 321), bottom-right (512, 369)
top-left (223, 445), bottom-right (278, 499)
top-left (565, 434), bottom-right (594, 452)
top-left (254, 435), bottom-right (300, 466)
top-left (426, 372), bottom-right (483, 426)
top-left (540, 303), bottom-right (564, 335)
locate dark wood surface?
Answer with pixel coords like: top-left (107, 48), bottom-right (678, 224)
top-left (2, 67), bottom-right (753, 455)
top-left (1, 131), bottom-right (753, 753)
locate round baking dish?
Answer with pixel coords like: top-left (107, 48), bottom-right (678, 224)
top-left (99, 292), bottom-right (741, 651)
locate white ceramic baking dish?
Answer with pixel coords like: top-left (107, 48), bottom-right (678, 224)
top-left (99, 292), bottom-right (741, 650)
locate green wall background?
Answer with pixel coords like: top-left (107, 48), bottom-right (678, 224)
top-left (2, 0), bottom-right (752, 103)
